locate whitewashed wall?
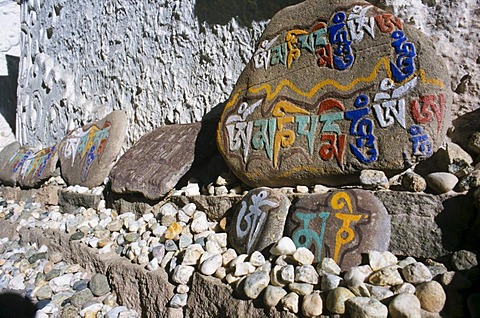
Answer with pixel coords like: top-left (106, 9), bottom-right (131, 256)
top-left (0, 0), bottom-right (20, 149)
top-left (15, 0), bottom-right (480, 149)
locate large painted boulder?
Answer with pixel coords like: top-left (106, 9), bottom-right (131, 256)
top-left (217, 0), bottom-right (451, 187)
top-left (285, 189), bottom-right (390, 270)
top-left (0, 141), bottom-right (59, 187)
top-left (58, 110), bottom-right (127, 188)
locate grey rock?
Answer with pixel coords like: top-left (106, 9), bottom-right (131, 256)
top-left (316, 258), bottom-right (341, 276)
top-left (105, 306), bottom-right (129, 318)
top-left (321, 274), bottom-right (342, 292)
top-left (389, 293), bottom-right (421, 318)
top-left (301, 291), bottom-right (322, 317)
top-left (170, 293), bottom-right (188, 308)
top-left (295, 265), bottom-right (319, 284)
top-left (288, 282), bottom-right (314, 296)
top-left (369, 251), bottom-right (398, 271)
top-left (72, 279), bottom-right (89, 291)
top-left (89, 273), bottom-right (111, 297)
top-left (243, 271), bottom-right (270, 299)
top-left (401, 262), bottom-right (432, 284)
top-left (199, 254), bottom-right (222, 276)
top-left (425, 172), bottom-right (458, 194)
top-left (366, 285), bottom-right (394, 301)
top-left (326, 287), bottom-right (355, 314)
top-left (35, 285), bottom-right (53, 300)
top-left (281, 292), bottom-right (299, 314)
top-left (401, 172), bottom-right (427, 192)
top-left (59, 190), bottom-right (103, 215)
top-left (172, 265), bottom-right (195, 285)
top-left (28, 252), bottom-right (47, 264)
top-left (392, 282), bottom-right (416, 295)
top-left (360, 170), bottom-right (389, 190)
top-left (70, 288), bottom-right (94, 308)
top-left (345, 297), bottom-right (388, 318)
top-left (270, 237), bottom-right (297, 256)
top-left (457, 170), bottom-right (480, 192)
top-left (451, 250), bottom-right (478, 271)
top-left (263, 285), bottom-right (287, 308)
top-left (368, 265), bottom-right (403, 286)
top-left (344, 265), bottom-right (373, 287)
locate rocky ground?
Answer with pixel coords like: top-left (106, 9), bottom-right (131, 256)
top-left (1, 177), bottom-right (479, 317)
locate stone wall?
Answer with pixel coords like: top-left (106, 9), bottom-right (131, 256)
top-left (14, 0), bottom-right (480, 149)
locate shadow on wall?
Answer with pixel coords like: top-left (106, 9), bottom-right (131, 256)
top-left (0, 55), bottom-right (19, 134)
top-left (194, 0), bottom-right (304, 26)
top-left (0, 291), bottom-right (37, 318)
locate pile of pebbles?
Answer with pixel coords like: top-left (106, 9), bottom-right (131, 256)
top-left (0, 237), bottom-right (138, 317)
top-left (1, 192), bottom-right (479, 317)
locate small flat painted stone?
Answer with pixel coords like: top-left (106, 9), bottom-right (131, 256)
top-left (217, 0), bottom-right (451, 188)
top-left (59, 110), bottom-right (127, 188)
top-left (228, 187), bottom-right (291, 255)
top-left (285, 189), bottom-right (390, 270)
top-left (110, 120), bottom-right (218, 200)
top-left (0, 141), bottom-right (59, 188)
top-left (0, 141), bottom-right (21, 186)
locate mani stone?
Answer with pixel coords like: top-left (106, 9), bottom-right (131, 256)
top-left (285, 189), bottom-right (390, 270)
top-left (109, 120), bottom-right (218, 201)
top-left (59, 110), bottom-right (127, 188)
top-left (216, 0), bottom-right (451, 188)
top-left (0, 141), bottom-right (59, 188)
top-left (228, 187), bottom-right (291, 255)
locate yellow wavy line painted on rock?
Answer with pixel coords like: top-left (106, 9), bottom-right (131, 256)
top-left (217, 58), bottom-right (446, 157)
top-left (248, 57), bottom-right (445, 102)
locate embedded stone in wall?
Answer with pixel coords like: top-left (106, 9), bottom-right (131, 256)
top-left (59, 110), bottom-right (127, 188)
top-left (228, 187), bottom-right (291, 255)
top-left (217, 0), bottom-right (452, 188)
top-left (109, 120), bottom-right (218, 201)
top-left (0, 141), bottom-right (58, 187)
top-left (285, 189), bottom-right (390, 270)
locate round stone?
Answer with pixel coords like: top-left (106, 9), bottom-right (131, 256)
top-left (415, 281), bottom-right (446, 313)
top-left (264, 285), bottom-right (287, 308)
top-left (425, 172), bottom-right (458, 194)
top-left (199, 254), bottom-right (223, 276)
top-left (70, 289), bottom-right (94, 308)
top-left (345, 297), bottom-right (388, 318)
top-left (270, 237), bottom-right (297, 256)
top-left (288, 282), bottom-right (314, 296)
top-left (326, 287), bottom-right (355, 314)
top-left (401, 262), bottom-right (432, 284)
top-left (281, 292), bottom-right (299, 314)
top-left (243, 271), bottom-right (270, 299)
top-left (301, 291), bottom-right (323, 317)
top-left (89, 273), bottom-right (111, 297)
top-left (389, 293), bottom-right (421, 318)
top-left (293, 247), bottom-right (315, 265)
